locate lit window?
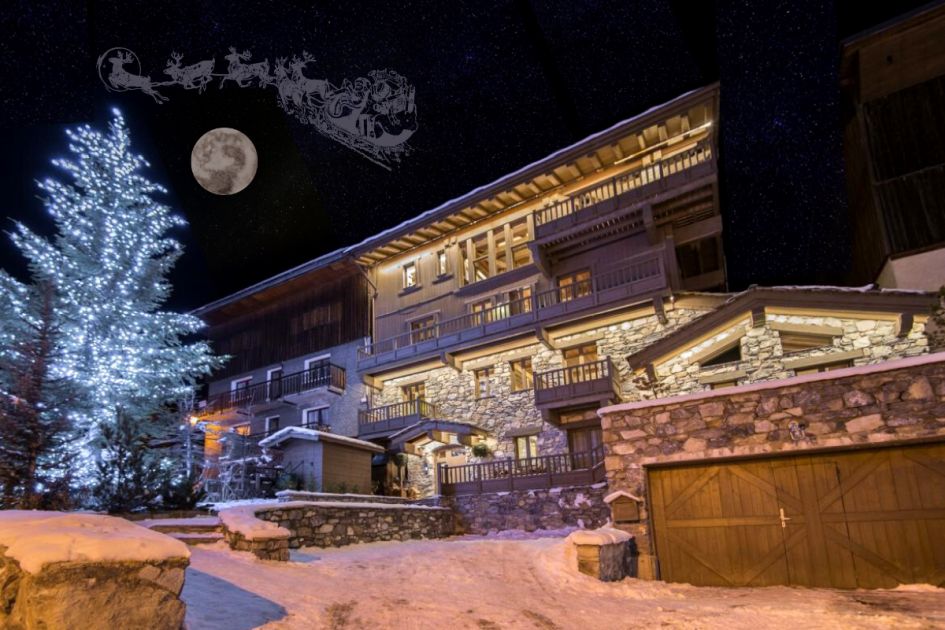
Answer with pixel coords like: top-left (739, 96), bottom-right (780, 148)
top-left (510, 218), bottom-right (531, 269)
top-left (558, 270), bottom-right (592, 302)
top-left (234, 424), bottom-right (251, 436)
top-left (402, 382), bottom-right (425, 402)
top-left (515, 434), bottom-right (538, 460)
top-left (459, 217), bottom-right (532, 284)
top-left (409, 315), bottom-right (437, 343)
top-left (403, 262), bottom-right (417, 288)
top-left (510, 358), bottom-right (533, 392)
top-left (493, 227), bottom-right (508, 275)
top-left (474, 367), bottom-right (492, 398)
top-left (436, 249), bottom-right (448, 276)
top-left (303, 407), bottom-right (328, 427)
top-left (795, 360), bottom-right (853, 375)
top-left (780, 332), bottom-right (835, 355)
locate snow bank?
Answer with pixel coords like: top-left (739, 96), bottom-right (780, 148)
top-left (603, 490), bottom-right (643, 504)
top-left (218, 505), bottom-right (290, 540)
top-left (0, 510), bottom-right (189, 574)
top-left (566, 526), bottom-right (633, 546)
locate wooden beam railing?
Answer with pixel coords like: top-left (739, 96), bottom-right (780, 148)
top-left (533, 138), bottom-right (713, 228)
top-left (203, 363), bottom-right (346, 415)
top-left (534, 357), bottom-right (614, 392)
top-left (358, 399), bottom-right (438, 426)
top-left (358, 249), bottom-right (665, 361)
top-left (438, 445), bottom-right (605, 495)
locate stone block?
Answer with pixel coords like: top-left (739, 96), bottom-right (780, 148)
top-left (843, 390), bottom-right (875, 408)
top-left (904, 377), bottom-right (934, 401)
top-left (845, 413), bottom-right (884, 434)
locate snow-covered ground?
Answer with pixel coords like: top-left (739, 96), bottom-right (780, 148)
top-left (181, 531), bottom-right (945, 629)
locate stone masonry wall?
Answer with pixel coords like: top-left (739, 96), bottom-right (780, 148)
top-left (374, 307), bottom-right (711, 496)
top-left (429, 483), bottom-right (611, 534)
top-left (652, 313), bottom-right (929, 397)
top-left (601, 355), bottom-right (945, 521)
top-left (255, 502), bottom-right (454, 548)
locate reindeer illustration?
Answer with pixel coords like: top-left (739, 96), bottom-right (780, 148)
top-left (105, 50), bottom-right (167, 103)
top-left (220, 48), bottom-right (271, 88)
top-left (164, 52), bottom-right (215, 92)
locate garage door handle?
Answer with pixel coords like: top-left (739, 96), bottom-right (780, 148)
top-left (779, 508), bottom-right (792, 529)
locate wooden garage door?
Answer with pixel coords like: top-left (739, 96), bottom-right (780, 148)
top-left (648, 442), bottom-right (945, 588)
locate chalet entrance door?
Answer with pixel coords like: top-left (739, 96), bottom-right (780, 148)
top-left (648, 442), bottom-right (945, 588)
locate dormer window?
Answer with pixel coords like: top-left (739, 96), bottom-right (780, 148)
top-left (700, 343), bottom-right (742, 367)
top-left (403, 262), bottom-right (417, 288)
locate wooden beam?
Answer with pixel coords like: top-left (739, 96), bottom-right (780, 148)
top-left (751, 306), bottom-right (766, 328)
top-left (895, 313), bottom-right (914, 337)
top-left (440, 351), bottom-right (459, 372)
top-left (361, 374), bottom-right (383, 390)
top-left (535, 325), bottom-right (554, 350)
top-left (653, 297), bottom-right (668, 325)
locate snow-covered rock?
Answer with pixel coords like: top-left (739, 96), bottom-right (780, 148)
top-left (0, 511), bottom-right (190, 629)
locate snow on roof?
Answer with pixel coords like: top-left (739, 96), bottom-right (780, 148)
top-left (218, 504), bottom-right (290, 540)
top-left (601, 350), bottom-right (945, 415)
top-left (0, 511), bottom-right (190, 574)
top-left (566, 526), bottom-right (633, 546)
top-left (257, 426), bottom-right (385, 452)
top-left (603, 490), bottom-right (643, 504)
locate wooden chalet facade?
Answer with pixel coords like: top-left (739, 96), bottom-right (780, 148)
top-left (841, 2), bottom-right (945, 290)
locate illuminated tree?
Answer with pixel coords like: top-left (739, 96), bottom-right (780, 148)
top-left (4, 109), bottom-right (223, 485)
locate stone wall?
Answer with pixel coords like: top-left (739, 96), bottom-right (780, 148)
top-left (255, 502), bottom-right (454, 548)
top-left (652, 313), bottom-right (929, 397)
top-left (601, 353), bottom-right (945, 513)
top-left (430, 483), bottom-right (611, 534)
top-left (0, 549), bottom-right (188, 630)
top-left (374, 307), bottom-right (710, 495)
top-left (276, 490), bottom-right (416, 504)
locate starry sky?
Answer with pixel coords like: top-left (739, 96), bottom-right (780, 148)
top-left (0, 1), bottom-right (931, 310)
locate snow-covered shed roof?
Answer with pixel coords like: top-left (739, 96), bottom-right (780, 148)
top-left (257, 426), bottom-right (385, 452)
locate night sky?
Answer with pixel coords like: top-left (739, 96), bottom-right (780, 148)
top-left (0, 1), bottom-right (930, 311)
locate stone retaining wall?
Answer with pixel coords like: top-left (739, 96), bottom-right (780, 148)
top-left (222, 528), bottom-right (290, 561)
top-left (276, 491), bottom-right (415, 504)
top-left (600, 353), bottom-right (945, 558)
top-left (0, 548), bottom-right (188, 629)
top-left (255, 502), bottom-right (454, 548)
top-left (430, 483), bottom-right (611, 534)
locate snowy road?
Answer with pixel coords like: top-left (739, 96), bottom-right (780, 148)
top-left (182, 534), bottom-right (945, 629)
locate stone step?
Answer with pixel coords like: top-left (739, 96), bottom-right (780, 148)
top-left (170, 532), bottom-right (224, 546)
top-left (149, 523), bottom-right (222, 534)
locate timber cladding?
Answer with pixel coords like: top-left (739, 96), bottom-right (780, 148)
top-left (322, 443), bottom-right (373, 494)
top-left (599, 353), bottom-right (945, 588)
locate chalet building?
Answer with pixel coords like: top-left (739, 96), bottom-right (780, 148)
top-left (352, 84), bottom-right (724, 495)
top-left (192, 251), bottom-right (373, 489)
top-left (598, 286), bottom-right (943, 589)
top-left (841, 2), bottom-right (945, 290)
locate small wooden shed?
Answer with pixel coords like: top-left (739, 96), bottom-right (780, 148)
top-left (259, 427), bottom-right (385, 494)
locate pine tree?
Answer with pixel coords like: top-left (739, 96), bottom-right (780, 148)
top-left (4, 109), bottom-right (223, 486)
top-left (0, 277), bottom-right (76, 509)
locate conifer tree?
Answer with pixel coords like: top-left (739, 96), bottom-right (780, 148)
top-left (4, 109), bottom-right (223, 486)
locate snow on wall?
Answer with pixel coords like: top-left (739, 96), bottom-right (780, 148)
top-left (0, 511), bottom-right (189, 574)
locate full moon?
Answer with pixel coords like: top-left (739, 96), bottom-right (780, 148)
top-left (191, 128), bottom-right (258, 195)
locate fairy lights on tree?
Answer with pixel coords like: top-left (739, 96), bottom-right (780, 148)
top-left (3, 108), bottom-right (223, 489)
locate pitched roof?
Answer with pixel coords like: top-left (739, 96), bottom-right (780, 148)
top-left (626, 285), bottom-right (937, 369)
top-left (257, 427), bottom-right (384, 452)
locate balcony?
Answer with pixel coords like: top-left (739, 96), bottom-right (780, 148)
top-left (438, 446), bottom-right (605, 495)
top-left (533, 357), bottom-right (621, 422)
top-left (532, 139), bottom-right (715, 245)
top-left (358, 399), bottom-right (438, 439)
top-left (202, 363), bottom-right (346, 416)
top-left (358, 248), bottom-right (668, 372)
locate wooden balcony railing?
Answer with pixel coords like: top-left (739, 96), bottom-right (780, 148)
top-left (534, 357), bottom-right (620, 410)
top-left (533, 139), bottom-right (713, 229)
top-left (358, 249), bottom-right (666, 364)
top-left (203, 363), bottom-right (346, 415)
top-left (438, 445), bottom-right (605, 495)
top-left (358, 399), bottom-right (437, 437)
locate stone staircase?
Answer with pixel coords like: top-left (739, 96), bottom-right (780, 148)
top-left (141, 517), bottom-right (224, 546)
